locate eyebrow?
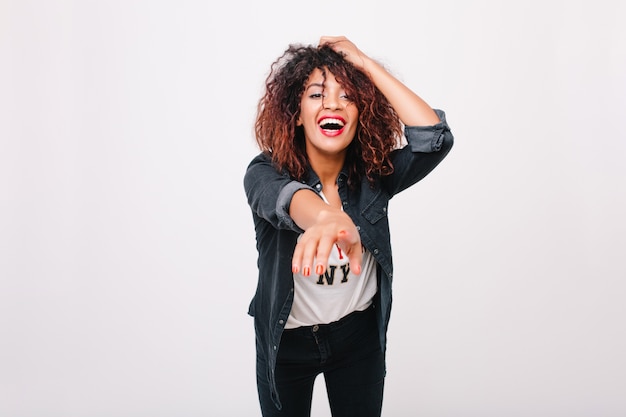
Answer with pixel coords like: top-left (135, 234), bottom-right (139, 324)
top-left (305, 82), bottom-right (324, 91)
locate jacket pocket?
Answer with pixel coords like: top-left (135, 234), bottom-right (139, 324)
top-left (361, 190), bottom-right (389, 224)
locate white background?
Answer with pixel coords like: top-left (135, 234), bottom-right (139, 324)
top-left (1, 1), bottom-right (625, 416)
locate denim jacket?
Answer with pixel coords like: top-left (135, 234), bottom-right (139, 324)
top-left (244, 109), bottom-right (453, 409)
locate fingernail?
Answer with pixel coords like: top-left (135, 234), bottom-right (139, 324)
top-left (292, 265), bottom-right (299, 274)
top-left (315, 265), bottom-right (324, 275)
top-left (303, 266), bottom-right (310, 276)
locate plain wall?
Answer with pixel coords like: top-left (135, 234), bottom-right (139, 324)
top-left (1, 0), bottom-right (625, 416)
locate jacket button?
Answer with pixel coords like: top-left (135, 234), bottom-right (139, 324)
top-left (373, 249), bottom-right (379, 254)
top-left (279, 319), bottom-right (284, 325)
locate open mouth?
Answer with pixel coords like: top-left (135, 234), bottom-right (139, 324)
top-left (319, 117), bottom-right (345, 131)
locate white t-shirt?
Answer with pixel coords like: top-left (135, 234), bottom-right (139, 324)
top-left (285, 192), bottom-right (378, 329)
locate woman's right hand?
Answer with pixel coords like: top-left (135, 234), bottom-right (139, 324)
top-left (290, 191), bottom-right (363, 277)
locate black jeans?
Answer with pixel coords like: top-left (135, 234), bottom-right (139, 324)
top-left (256, 306), bottom-right (385, 417)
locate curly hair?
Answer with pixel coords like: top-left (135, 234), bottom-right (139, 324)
top-left (254, 43), bottom-right (403, 186)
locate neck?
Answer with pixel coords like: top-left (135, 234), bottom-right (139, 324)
top-left (309, 154), bottom-right (344, 186)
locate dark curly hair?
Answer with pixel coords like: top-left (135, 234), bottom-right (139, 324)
top-left (254, 43), bottom-right (403, 186)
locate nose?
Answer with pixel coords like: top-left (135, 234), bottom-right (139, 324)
top-left (322, 93), bottom-right (341, 110)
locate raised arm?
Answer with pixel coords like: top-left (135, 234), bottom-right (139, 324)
top-left (319, 36), bottom-right (441, 127)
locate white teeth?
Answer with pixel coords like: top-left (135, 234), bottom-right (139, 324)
top-left (319, 118), bottom-right (345, 128)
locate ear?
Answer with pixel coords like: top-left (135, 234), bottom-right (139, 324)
top-left (296, 115), bottom-right (302, 126)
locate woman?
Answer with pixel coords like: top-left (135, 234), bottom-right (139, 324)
top-left (244, 36), bottom-right (454, 416)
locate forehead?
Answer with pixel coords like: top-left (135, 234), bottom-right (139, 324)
top-left (305, 68), bottom-right (341, 88)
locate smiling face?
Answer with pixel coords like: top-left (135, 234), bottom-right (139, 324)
top-left (297, 68), bottom-right (359, 163)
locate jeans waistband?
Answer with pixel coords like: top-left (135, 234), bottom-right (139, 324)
top-left (284, 304), bottom-right (375, 336)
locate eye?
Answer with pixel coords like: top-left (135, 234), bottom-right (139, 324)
top-left (309, 92), bottom-right (323, 99)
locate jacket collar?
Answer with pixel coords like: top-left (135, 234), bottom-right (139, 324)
top-left (303, 164), bottom-right (350, 193)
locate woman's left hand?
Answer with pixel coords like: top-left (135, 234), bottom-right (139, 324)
top-left (320, 35), bottom-right (440, 126)
top-left (319, 36), bottom-right (368, 70)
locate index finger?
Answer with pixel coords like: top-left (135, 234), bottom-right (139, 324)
top-left (336, 230), bottom-right (363, 276)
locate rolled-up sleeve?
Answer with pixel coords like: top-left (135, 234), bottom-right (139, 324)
top-left (404, 109), bottom-right (451, 153)
top-left (275, 181), bottom-right (313, 231)
top-left (244, 153), bottom-right (314, 232)
top-left (385, 109), bottom-right (453, 195)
